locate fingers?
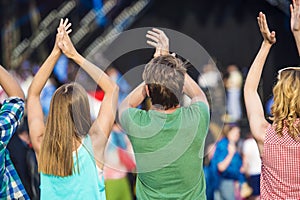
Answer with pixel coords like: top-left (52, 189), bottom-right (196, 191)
top-left (66, 29), bottom-right (72, 34)
top-left (59, 18), bottom-right (63, 28)
top-left (65, 22), bottom-right (72, 32)
top-left (147, 30), bottom-right (159, 39)
top-left (271, 31), bottom-right (276, 38)
top-left (146, 33), bottom-right (159, 42)
top-left (146, 40), bottom-right (158, 47)
top-left (257, 12), bottom-right (269, 32)
top-left (63, 18), bottom-right (69, 27)
top-left (57, 18), bottom-right (72, 33)
top-left (291, 4), bottom-right (294, 17)
top-left (257, 12), bottom-right (263, 30)
top-left (262, 14), bottom-right (269, 32)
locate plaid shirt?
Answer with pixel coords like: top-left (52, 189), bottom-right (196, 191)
top-left (0, 97), bottom-right (29, 200)
top-left (261, 124), bottom-right (300, 199)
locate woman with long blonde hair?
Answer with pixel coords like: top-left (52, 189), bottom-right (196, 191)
top-left (244, 1), bottom-right (300, 198)
top-left (27, 19), bottom-right (118, 199)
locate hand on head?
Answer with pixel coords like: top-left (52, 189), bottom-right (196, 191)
top-left (257, 12), bottom-right (276, 45)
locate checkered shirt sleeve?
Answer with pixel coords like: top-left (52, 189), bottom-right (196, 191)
top-left (0, 97), bottom-right (25, 146)
top-left (0, 97), bottom-right (30, 200)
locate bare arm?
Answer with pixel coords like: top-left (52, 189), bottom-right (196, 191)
top-left (119, 82), bottom-right (147, 118)
top-left (58, 24), bottom-right (119, 168)
top-left (291, 0), bottom-right (300, 55)
top-left (244, 12), bottom-right (275, 155)
top-left (0, 66), bottom-right (24, 99)
top-left (27, 19), bottom-right (71, 156)
top-left (217, 143), bottom-right (236, 172)
top-left (0, 65), bottom-right (25, 146)
top-left (183, 73), bottom-right (209, 106)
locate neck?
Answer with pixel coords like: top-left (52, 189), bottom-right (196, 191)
top-left (150, 104), bottom-right (180, 113)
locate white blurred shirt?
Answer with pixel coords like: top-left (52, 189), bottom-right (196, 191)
top-left (243, 138), bottom-right (262, 175)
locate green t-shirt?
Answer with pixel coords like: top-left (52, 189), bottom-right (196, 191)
top-left (121, 102), bottom-right (210, 200)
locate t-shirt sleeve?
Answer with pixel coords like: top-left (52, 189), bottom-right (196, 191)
top-left (120, 108), bottom-right (143, 133)
top-left (0, 97), bottom-right (25, 145)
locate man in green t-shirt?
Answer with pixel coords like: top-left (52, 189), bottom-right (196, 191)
top-left (119, 28), bottom-right (210, 200)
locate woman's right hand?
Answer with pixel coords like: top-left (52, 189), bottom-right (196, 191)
top-left (257, 12), bottom-right (276, 45)
top-left (291, 0), bottom-right (300, 34)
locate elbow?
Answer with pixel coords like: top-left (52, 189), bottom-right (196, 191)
top-left (27, 85), bottom-right (38, 98)
top-left (17, 89), bottom-right (25, 100)
top-left (217, 163), bottom-right (226, 172)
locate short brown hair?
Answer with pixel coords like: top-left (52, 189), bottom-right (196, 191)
top-left (142, 55), bottom-right (186, 110)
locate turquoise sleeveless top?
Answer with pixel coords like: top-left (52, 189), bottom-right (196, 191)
top-left (40, 135), bottom-right (106, 200)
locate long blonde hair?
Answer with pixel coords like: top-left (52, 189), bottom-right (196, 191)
top-left (271, 68), bottom-right (300, 140)
top-left (39, 83), bottom-right (92, 176)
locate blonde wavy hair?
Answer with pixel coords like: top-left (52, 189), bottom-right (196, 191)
top-left (271, 68), bottom-right (300, 140)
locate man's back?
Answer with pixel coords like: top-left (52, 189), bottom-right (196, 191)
top-left (121, 101), bottom-right (209, 199)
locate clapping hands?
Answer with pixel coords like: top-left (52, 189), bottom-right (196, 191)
top-left (53, 18), bottom-right (78, 59)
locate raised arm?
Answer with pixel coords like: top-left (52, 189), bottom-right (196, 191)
top-left (291, 0), bottom-right (300, 55)
top-left (0, 66), bottom-right (24, 99)
top-left (119, 82), bottom-right (147, 116)
top-left (58, 24), bottom-right (119, 168)
top-left (0, 65), bottom-right (25, 146)
top-left (183, 73), bottom-right (209, 106)
top-left (27, 19), bottom-right (71, 156)
top-left (244, 12), bottom-right (275, 154)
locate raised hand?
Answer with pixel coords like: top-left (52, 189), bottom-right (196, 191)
top-left (257, 12), bottom-right (276, 45)
top-left (53, 18), bottom-right (72, 55)
top-left (146, 28), bottom-right (170, 57)
top-left (291, 0), bottom-right (300, 33)
top-left (57, 18), bottom-right (76, 59)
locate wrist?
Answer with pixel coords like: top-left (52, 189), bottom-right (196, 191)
top-left (51, 48), bottom-right (61, 58)
top-left (228, 152), bottom-right (235, 157)
top-left (262, 41), bottom-right (273, 48)
top-left (70, 51), bottom-right (81, 64)
top-left (153, 48), bottom-right (169, 58)
top-left (293, 31), bottom-right (300, 39)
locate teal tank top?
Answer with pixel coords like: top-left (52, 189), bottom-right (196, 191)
top-left (40, 135), bottom-right (106, 200)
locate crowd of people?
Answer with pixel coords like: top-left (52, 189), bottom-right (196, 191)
top-left (1, 0), bottom-right (300, 200)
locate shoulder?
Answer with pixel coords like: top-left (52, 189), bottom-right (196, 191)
top-left (121, 108), bottom-right (147, 120)
top-left (183, 101), bottom-right (210, 122)
top-left (184, 101), bottom-right (209, 115)
top-left (120, 108), bottom-right (149, 129)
